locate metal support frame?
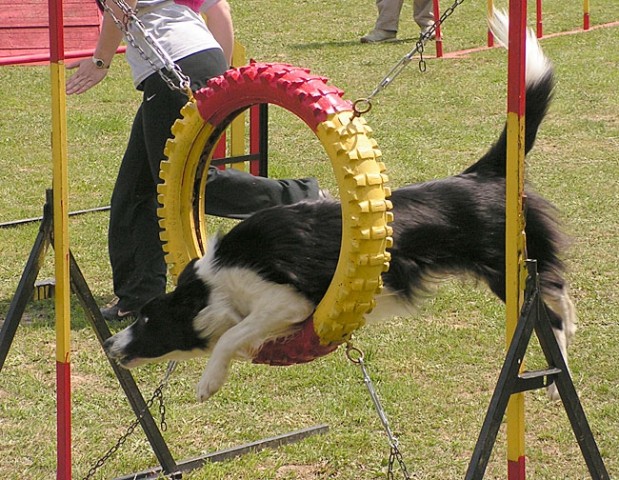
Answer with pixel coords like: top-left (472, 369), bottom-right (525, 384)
top-left (210, 103), bottom-right (269, 176)
top-left (0, 190), bottom-right (328, 479)
top-left (465, 260), bottom-right (609, 479)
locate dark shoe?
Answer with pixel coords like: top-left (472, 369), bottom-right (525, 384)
top-left (360, 29), bottom-right (398, 43)
top-left (100, 297), bottom-right (135, 322)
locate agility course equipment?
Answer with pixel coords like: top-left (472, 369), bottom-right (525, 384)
top-left (465, 4), bottom-right (608, 479)
top-left (157, 62), bottom-right (393, 348)
top-left (0, 0), bottom-right (127, 66)
top-left (437, 0), bottom-right (601, 58)
top-left (0, 1), bottom-right (613, 478)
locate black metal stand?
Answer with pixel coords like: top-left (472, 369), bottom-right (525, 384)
top-left (0, 190), bottom-right (327, 479)
top-left (465, 260), bottom-right (609, 479)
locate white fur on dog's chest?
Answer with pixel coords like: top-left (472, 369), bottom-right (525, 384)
top-left (193, 265), bottom-right (315, 346)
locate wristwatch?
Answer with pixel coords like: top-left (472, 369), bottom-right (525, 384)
top-left (92, 57), bottom-right (110, 69)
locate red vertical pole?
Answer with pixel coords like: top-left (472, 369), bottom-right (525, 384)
top-left (49, 0), bottom-right (72, 479)
top-left (432, 0), bottom-right (443, 57)
top-left (583, 0), bottom-right (591, 30)
top-left (213, 131), bottom-right (227, 169)
top-left (249, 105), bottom-right (261, 176)
top-left (505, 0), bottom-right (527, 479)
top-left (536, 0), bottom-right (543, 37)
top-left (487, 0), bottom-right (495, 47)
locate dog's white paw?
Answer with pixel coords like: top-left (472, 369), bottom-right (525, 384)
top-left (196, 370), bottom-right (226, 402)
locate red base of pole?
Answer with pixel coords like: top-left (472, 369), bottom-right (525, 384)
top-left (584, 13), bottom-right (591, 30)
top-left (487, 30), bottom-right (495, 47)
top-left (56, 361), bottom-right (72, 480)
top-left (508, 456), bottom-right (526, 480)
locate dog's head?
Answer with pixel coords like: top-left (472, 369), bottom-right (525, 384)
top-left (103, 260), bottom-right (211, 368)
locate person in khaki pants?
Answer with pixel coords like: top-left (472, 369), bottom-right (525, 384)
top-left (361, 0), bottom-right (435, 43)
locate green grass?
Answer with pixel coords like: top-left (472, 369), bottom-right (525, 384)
top-left (1, 1), bottom-right (619, 478)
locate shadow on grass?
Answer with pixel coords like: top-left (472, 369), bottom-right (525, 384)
top-left (0, 294), bottom-right (133, 334)
top-left (289, 36), bottom-right (421, 51)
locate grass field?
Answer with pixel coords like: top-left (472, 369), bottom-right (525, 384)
top-left (1, 1), bottom-right (618, 478)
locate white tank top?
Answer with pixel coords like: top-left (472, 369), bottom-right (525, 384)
top-left (125, 0), bottom-right (221, 87)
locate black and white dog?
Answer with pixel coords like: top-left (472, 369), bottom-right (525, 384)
top-left (105, 12), bottom-right (576, 401)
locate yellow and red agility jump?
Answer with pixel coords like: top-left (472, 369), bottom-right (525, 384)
top-left (157, 62), bottom-right (393, 364)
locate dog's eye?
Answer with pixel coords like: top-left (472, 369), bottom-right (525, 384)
top-left (142, 316), bottom-right (149, 324)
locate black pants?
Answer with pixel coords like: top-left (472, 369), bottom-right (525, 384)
top-left (108, 50), bottom-right (319, 312)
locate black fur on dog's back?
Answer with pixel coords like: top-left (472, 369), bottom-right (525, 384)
top-left (386, 177), bottom-right (566, 304)
top-left (211, 201), bottom-right (342, 306)
top-left (210, 61), bottom-right (564, 312)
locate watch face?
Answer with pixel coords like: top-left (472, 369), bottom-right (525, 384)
top-left (96, 59), bottom-right (104, 68)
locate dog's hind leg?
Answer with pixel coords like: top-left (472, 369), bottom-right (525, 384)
top-left (542, 284), bottom-right (577, 400)
top-left (486, 273), bottom-right (576, 400)
top-left (543, 284), bottom-right (577, 348)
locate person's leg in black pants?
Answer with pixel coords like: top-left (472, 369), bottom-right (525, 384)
top-left (104, 49), bottom-right (321, 318)
top-left (105, 50), bottom-right (228, 318)
top-left (108, 103), bottom-right (169, 314)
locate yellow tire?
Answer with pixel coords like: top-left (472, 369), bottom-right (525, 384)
top-left (158, 62), bottom-right (392, 345)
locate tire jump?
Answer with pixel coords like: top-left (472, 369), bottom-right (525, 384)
top-left (157, 62), bottom-right (392, 361)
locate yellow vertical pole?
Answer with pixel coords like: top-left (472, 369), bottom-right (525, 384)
top-left (201, 12), bottom-right (246, 170)
top-left (229, 41), bottom-right (247, 170)
top-left (49, 0), bottom-right (72, 478)
top-left (505, 1), bottom-right (527, 479)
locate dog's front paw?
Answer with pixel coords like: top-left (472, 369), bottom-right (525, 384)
top-left (196, 370), bottom-right (226, 402)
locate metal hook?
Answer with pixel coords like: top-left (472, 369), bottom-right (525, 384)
top-left (352, 98), bottom-right (373, 118)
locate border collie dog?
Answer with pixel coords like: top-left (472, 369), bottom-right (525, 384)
top-left (105, 12), bottom-right (576, 401)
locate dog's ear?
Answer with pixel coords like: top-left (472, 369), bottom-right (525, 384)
top-left (177, 258), bottom-right (199, 286)
top-left (171, 278), bottom-right (210, 312)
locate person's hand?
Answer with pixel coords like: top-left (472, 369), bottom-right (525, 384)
top-left (66, 58), bottom-right (109, 95)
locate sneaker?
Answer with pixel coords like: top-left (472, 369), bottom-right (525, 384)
top-left (360, 29), bottom-right (397, 43)
top-left (100, 297), bottom-right (135, 322)
top-left (420, 27), bottom-right (437, 41)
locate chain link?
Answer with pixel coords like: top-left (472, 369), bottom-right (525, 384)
top-left (98, 0), bottom-right (193, 98)
top-left (353, 0), bottom-right (465, 117)
top-left (82, 361), bottom-right (178, 480)
top-left (346, 344), bottom-right (411, 479)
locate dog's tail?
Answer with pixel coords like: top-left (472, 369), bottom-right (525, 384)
top-left (462, 9), bottom-right (555, 178)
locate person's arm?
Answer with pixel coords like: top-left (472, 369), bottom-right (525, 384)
top-left (66, 1), bottom-right (136, 95)
top-left (201, 0), bottom-right (234, 66)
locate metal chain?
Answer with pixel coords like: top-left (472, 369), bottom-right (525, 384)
top-left (346, 344), bottom-right (411, 479)
top-left (98, 0), bottom-right (193, 98)
top-left (82, 361), bottom-right (178, 480)
top-left (353, 0), bottom-right (465, 117)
